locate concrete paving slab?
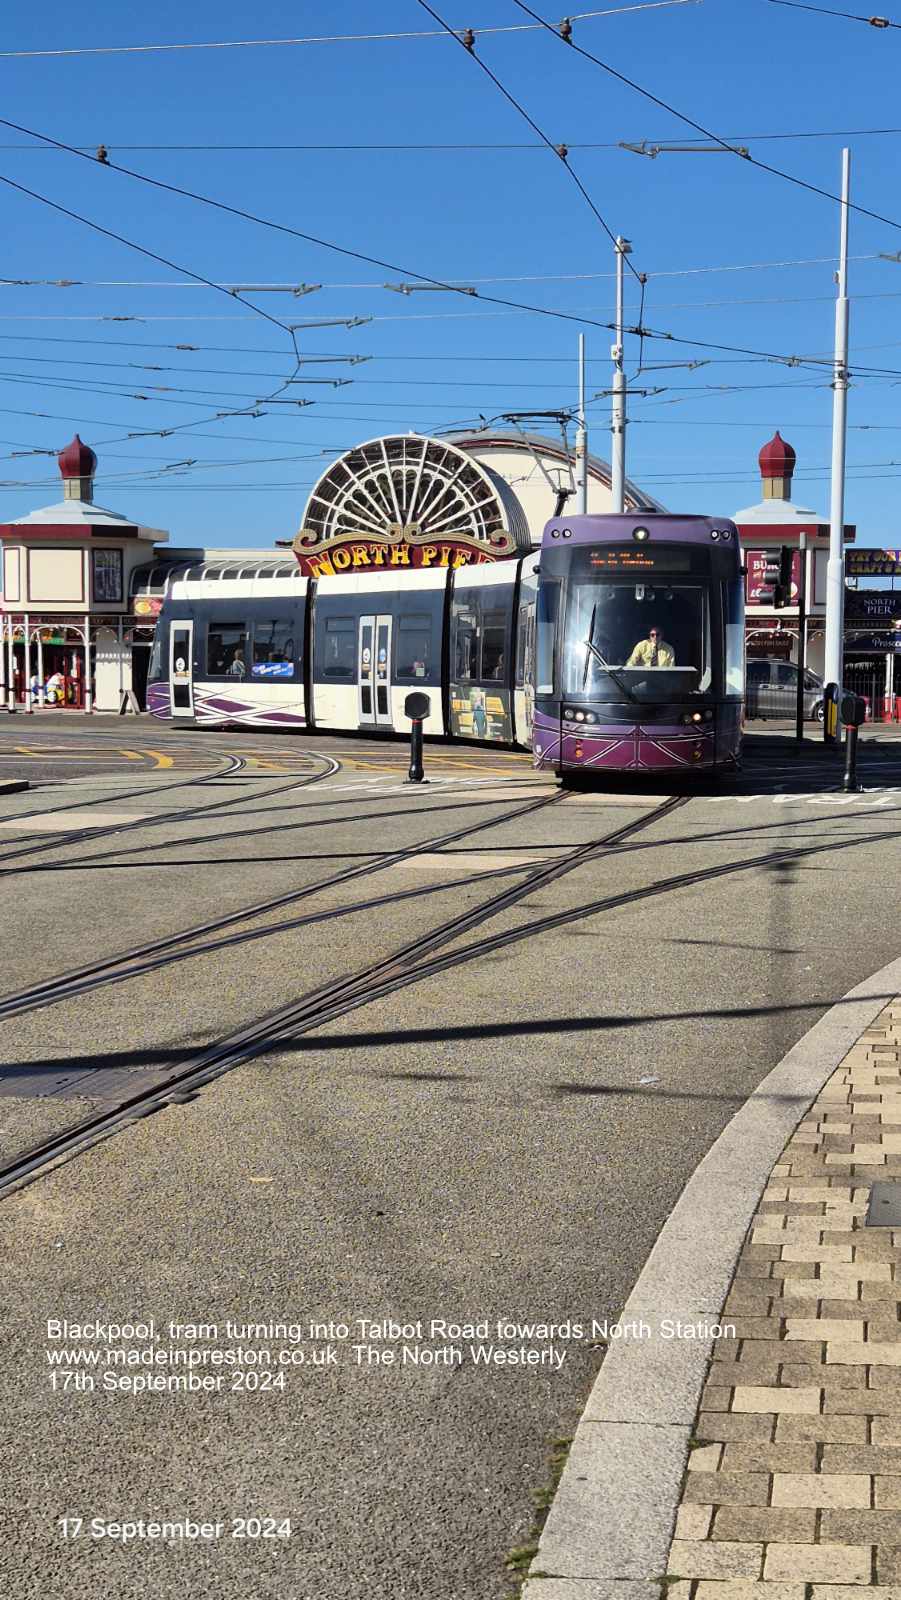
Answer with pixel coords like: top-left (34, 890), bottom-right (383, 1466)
top-left (0, 809), bottom-right (149, 830)
top-left (558, 793), bottom-right (672, 806)
top-left (403, 850), bottom-right (553, 870)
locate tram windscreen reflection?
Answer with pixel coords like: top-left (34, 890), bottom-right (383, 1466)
top-left (563, 579), bottom-right (712, 698)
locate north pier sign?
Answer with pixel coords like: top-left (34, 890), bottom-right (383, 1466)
top-left (293, 529), bottom-right (500, 578)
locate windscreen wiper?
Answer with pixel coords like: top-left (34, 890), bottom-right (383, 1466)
top-left (581, 605), bottom-right (640, 702)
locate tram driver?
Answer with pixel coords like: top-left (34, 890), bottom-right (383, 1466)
top-left (626, 626), bottom-right (675, 669)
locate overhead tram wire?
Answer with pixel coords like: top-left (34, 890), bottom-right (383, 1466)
top-left (3, 128), bottom-right (901, 152)
top-left (0, 5), bottom-right (699, 58)
top-left (767, 0), bottom-right (900, 28)
top-left (413, 0), bottom-right (643, 289)
top-left (0, 115), bottom-right (876, 381)
top-left (7, 126), bottom-right (901, 152)
top-left (0, 171), bottom-right (308, 441)
top-left (0, 251), bottom-right (889, 286)
top-left (509, 0), bottom-right (901, 238)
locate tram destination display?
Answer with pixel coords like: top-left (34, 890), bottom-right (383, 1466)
top-left (585, 547), bottom-right (693, 572)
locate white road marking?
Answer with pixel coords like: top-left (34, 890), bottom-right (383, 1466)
top-left (703, 787), bottom-right (901, 808)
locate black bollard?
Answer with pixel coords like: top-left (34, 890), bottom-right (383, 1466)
top-left (403, 690), bottom-right (430, 785)
top-left (840, 691), bottom-right (866, 792)
top-left (843, 723), bottom-right (859, 793)
top-left (823, 681), bottom-right (839, 746)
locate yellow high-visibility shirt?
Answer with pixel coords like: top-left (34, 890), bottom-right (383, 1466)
top-left (626, 638), bottom-right (675, 668)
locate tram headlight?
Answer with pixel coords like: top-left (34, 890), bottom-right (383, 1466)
top-left (718, 528), bottom-right (732, 540)
top-left (584, 711), bottom-right (597, 723)
top-left (575, 711), bottom-right (585, 722)
top-left (710, 529), bottom-right (720, 541)
top-left (632, 526), bottom-right (650, 542)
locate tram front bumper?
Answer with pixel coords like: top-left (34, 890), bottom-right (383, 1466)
top-left (531, 708), bottom-right (717, 772)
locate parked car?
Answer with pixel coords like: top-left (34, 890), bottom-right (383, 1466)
top-left (745, 657), bottom-right (825, 721)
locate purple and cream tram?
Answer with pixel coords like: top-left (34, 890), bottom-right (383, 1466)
top-left (147, 513), bottom-right (744, 779)
top-left (531, 514), bottom-right (744, 777)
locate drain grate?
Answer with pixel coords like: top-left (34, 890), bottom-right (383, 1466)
top-left (865, 1183), bottom-right (901, 1227)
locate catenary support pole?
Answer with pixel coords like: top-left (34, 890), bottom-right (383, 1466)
top-left (576, 334), bottom-right (588, 514)
top-left (824, 148), bottom-right (851, 714)
top-left (610, 236), bottom-right (631, 514)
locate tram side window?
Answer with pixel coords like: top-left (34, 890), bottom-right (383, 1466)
top-left (481, 609), bottom-right (507, 680)
top-left (536, 582), bottom-right (560, 694)
top-left (207, 622), bottom-right (248, 678)
top-left (322, 615), bottom-right (355, 679)
top-left (724, 578), bottom-right (744, 695)
top-left (451, 592), bottom-right (508, 681)
top-left (452, 603), bottom-right (479, 682)
top-left (252, 618), bottom-right (296, 678)
top-left (396, 614), bottom-right (431, 680)
top-left (149, 631), bottom-right (163, 681)
top-left (515, 604), bottom-right (530, 685)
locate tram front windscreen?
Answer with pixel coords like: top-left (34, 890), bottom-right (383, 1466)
top-left (540, 543), bottom-right (721, 703)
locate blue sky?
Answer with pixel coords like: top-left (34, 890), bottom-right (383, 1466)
top-left (2, 0), bottom-right (901, 548)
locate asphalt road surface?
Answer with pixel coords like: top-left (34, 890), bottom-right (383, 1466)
top-left (2, 720), bottom-right (901, 1600)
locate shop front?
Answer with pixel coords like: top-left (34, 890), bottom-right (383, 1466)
top-left (0, 435), bottom-right (168, 712)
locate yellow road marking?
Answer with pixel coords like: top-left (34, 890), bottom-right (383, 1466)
top-left (119, 749), bottom-right (147, 762)
top-left (147, 749), bottom-right (174, 769)
top-left (244, 757), bottom-right (290, 772)
top-left (14, 746), bottom-right (39, 756)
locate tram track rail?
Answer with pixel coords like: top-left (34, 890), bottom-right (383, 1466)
top-left (7, 784), bottom-right (900, 1202)
top-left (0, 749), bottom-right (341, 865)
top-left (1, 747), bottom-right (251, 830)
top-left (0, 780), bottom-right (557, 879)
top-left (0, 787), bottom-right (565, 1023)
top-left (0, 793), bottom-right (686, 1200)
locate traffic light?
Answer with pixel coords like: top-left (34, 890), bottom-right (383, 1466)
top-left (773, 545), bottom-right (793, 609)
top-left (762, 552), bottom-right (781, 594)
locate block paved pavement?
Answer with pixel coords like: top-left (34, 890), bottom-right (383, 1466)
top-left (666, 997), bottom-right (901, 1595)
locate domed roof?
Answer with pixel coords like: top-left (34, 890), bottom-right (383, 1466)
top-left (58, 433), bottom-right (97, 479)
top-left (758, 430), bottom-right (796, 477)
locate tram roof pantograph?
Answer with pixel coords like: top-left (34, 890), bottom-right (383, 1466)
top-left (293, 434), bottom-right (531, 577)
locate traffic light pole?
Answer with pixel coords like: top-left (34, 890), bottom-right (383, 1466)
top-left (796, 530), bottom-right (808, 744)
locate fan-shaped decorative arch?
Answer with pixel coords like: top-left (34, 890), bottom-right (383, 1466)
top-left (295, 434), bottom-right (529, 568)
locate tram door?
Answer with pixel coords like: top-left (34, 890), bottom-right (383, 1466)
top-left (169, 620), bottom-right (194, 716)
top-left (358, 614), bottom-right (393, 727)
